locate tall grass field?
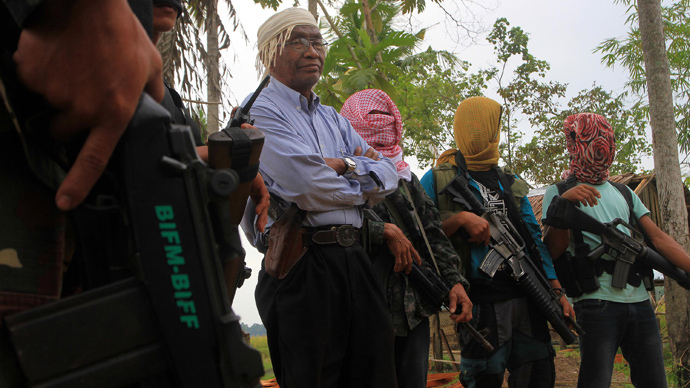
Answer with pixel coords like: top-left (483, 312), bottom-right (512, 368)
top-left (250, 335), bottom-right (274, 380)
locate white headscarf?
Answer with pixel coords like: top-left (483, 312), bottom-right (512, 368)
top-left (256, 8), bottom-right (318, 77)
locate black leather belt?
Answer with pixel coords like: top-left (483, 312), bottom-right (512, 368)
top-left (302, 225), bottom-right (361, 247)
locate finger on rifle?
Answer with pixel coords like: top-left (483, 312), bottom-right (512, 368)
top-left (403, 247), bottom-right (413, 274)
top-left (393, 249), bottom-right (403, 272)
top-left (458, 299), bottom-right (473, 322)
top-left (412, 246), bottom-right (422, 266)
top-left (448, 289), bottom-right (458, 314)
top-left (252, 176), bottom-right (270, 233)
top-left (54, 120), bottom-right (123, 211)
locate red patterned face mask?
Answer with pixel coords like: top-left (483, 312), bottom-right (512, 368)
top-left (340, 89), bottom-right (411, 180)
top-left (561, 113), bottom-right (616, 185)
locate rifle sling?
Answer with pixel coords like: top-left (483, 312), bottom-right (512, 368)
top-left (383, 181), bottom-right (441, 275)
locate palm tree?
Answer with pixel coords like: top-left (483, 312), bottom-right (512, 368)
top-left (177, 0), bottom-right (246, 134)
top-left (315, 0), bottom-right (435, 109)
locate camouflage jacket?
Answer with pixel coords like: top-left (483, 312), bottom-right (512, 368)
top-left (367, 174), bottom-right (469, 336)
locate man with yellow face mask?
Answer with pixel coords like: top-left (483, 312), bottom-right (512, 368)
top-left (420, 96), bottom-right (573, 388)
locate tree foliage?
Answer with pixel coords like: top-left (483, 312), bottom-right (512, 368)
top-left (481, 18), bottom-right (567, 170)
top-left (512, 86), bottom-right (652, 185)
top-left (315, 0), bottom-right (428, 109)
top-left (596, 0), bottom-right (690, 160)
top-left (468, 18), bottom-right (652, 186)
top-left (390, 48), bottom-right (487, 168)
top-left (158, 0), bottom-right (247, 134)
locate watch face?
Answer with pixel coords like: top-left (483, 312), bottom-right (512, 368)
top-left (344, 157), bottom-right (356, 173)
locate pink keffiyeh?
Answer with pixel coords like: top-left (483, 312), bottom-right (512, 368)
top-left (340, 89), bottom-right (411, 181)
top-left (561, 113), bottom-right (616, 185)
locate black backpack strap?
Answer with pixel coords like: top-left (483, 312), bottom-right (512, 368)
top-left (454, 150), bottom-right (470, 180)
top-left (609, 181), bottom-right (635, 225)
top-left (557, 176), bottom-right (586, 251)
top-left (554, 176), bottom-right (600, 296)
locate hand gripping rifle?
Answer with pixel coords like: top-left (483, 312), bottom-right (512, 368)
top-left (439, 174), bottom-right (584, 344)
top-left (362, 209), bottom-right (493, 352)
top-left (543, 195), bottom-right (690, 290)
top-left (408, 262), bottom-right (494, 352)
top-left (4, 94), bottom-right (264, 387)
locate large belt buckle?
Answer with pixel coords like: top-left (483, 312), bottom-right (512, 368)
top-left (335, 225), bottom-right (356, 247)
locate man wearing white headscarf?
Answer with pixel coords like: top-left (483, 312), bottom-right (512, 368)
top-left (241, 8), bottom-right (400, 388)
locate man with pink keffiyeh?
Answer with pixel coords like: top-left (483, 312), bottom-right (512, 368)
top-left (341, 89), bottom-right (472, 388)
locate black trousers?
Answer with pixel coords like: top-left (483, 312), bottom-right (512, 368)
top-left (255, 243), bottom-right (397, 388)
top-left (394, 317), bottom-right (430, 388)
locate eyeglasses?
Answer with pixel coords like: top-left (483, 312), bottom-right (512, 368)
top-left (283, 38), bottom-right (329, 53)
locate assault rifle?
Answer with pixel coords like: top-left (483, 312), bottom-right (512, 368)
top-left (4, 95), bottom-right (264, 387)
top-left (226, 75), bottom-right (270, 128)
top-left (543, 195), bottom-right (690, 290)
top-left (207, 75), bottom-right (270, 303)
top-left (409, 262), bottom-right (494, 352)
top-left (362, 209), bottom-right (493, 352)
top-left (439, 174), bottom-right (584, 344)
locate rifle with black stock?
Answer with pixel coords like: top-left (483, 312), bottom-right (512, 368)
top-left (206, 75), bottom-right (270, 304)
top-left (543, 195), bottom-right (690, 290)
top-left (362, 209), bottom-right (494, 352)
top-left (439, 171), bottom-right (584, 345)
top-left (4, 94), bottom-right (264, 388)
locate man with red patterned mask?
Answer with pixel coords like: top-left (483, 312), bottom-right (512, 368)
top-left (543, 112), bottom-right (690, 388)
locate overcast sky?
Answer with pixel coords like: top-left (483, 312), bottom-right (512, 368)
top-left (221, 0), bottom-right (637, 326)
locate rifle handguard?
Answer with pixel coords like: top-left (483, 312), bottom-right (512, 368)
top-left (516, 274), bottom-right (579, 344)
top-left (544, 196), bottom-right (606, 235)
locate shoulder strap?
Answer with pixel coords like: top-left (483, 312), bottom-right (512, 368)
top-left (455, 150), bottom-right (469, 177)
top-left (609, 181), bottom-right (635, 225)
top-left (608, 180), bottom-right (655, 249)
top-left (556, 176), bottom-right (588, 256)
top-left (401, 180), bottom-right (442, 274)
top-left (383, 183), bottom-right (442, 275)
top-left (557, 175), bottom-right (579, 196)
top-left (432, 162), bottom-right (460, 214)
top-left (382, 196), bottom-right (407, 234)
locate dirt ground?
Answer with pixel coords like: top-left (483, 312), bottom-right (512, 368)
top-left (428, 350), bottom-right (631, 388)
top-left (551, 349), bottom-right (630, 388)
top-left (433, 313), bottom-right (632, 388)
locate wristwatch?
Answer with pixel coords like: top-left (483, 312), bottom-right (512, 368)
top-left (342, 157), bottom-right (357, 176)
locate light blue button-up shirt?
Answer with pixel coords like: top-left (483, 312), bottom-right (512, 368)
top-left (240, 77), bottom-right (398, 245)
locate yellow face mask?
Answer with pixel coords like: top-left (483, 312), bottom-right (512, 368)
top-left (436, 97), bottom-right (502, 171)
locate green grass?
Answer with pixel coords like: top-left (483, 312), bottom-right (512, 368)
top-left (250, 335), bottom-right (275, 380)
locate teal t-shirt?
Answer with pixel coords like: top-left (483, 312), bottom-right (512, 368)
top-left (542, 181), bottom-right (651, 303)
